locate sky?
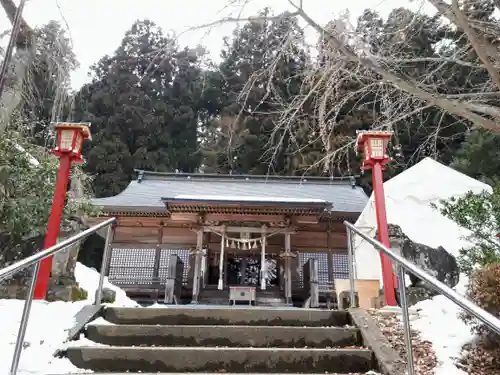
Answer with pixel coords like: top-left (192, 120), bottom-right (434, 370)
top-left (1, 0), bottom-right (432, 89)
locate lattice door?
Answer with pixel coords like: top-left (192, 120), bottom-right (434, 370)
top-left (108, 248), bottom-right (156, 286)
top-left (158, 249), bottom-right (190, 285)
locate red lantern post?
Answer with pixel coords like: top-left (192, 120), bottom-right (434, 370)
top-left (355, 130), bottom-right (397, 306)
top-left (34, 122), bottom-right (91, 300)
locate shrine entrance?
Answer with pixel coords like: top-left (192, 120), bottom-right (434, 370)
top-left (205, 252), bottom-right (279, 288)
top-left (227, 255), bottom-right (279, 287)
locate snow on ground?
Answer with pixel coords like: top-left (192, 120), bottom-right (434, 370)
top-left (73, 262), bottom-right (137, 307)
top-left (412, 275), bottom-right (474, 375)
top-left (0, 262), bottom-right (138, 375)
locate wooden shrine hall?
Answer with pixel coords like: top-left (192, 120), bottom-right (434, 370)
top-left (88, 171), bottom-right (369, 306)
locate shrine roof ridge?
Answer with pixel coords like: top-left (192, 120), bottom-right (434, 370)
top-left (134, 169), bottom-right (360, 185)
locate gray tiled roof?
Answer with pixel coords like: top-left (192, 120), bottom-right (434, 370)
top-left (91, 172), bottom-right (368, 213)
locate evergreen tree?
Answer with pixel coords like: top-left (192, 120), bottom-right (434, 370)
top-left (452, 129), bottom-right (500, 184)
top-left (74, 20), bottom-right (208, 197)
top-left (17, 21), bottom-right (77, 145)
top-left (202, 9), bottom-right (309, 175)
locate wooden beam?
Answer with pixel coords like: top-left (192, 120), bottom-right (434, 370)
top-left (170, 213), bottom-right (199, 222)
top-left (293, 216), bottom-right (319, 225)
top-left (202, 225), bottom-right (295, 234)
top-left (204, 214), bottom-right (286, 223)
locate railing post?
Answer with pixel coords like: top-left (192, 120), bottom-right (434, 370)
top-left (346, 227), bottom-right (357, 308)
top-left (397, 264), bottom-right (415, 375)
top-left (9, 262), bottom-right (40, 375)
top-left (94, 223), bottom-right (114, 306)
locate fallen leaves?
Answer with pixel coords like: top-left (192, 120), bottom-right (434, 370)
top-left (367, 310), bottom-right (437, 375)
top-left (459, 339), bottom-right (500, 375)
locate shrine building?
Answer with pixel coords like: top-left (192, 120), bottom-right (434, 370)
top-left (88, 170), bottom-right (369, 306)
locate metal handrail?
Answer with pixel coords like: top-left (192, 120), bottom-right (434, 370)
top-left (1, 217), bottom-right (116, 375)
top-left (344, 221), bottom-right (500, 375)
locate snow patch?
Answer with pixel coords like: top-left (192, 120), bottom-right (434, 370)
top-left (74, 262), bottom-right (138, 307)
top-left (0, 262), bottom-right (137, 374)
top-left (14, 143), bottom-right (40, 167)
top-left (412, 276), bottom-right (474, 375)
top-left (353, 157), bottom-right (490, 280)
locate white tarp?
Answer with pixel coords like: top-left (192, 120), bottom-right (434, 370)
top-left (353, 157), bottom-right (491, 280)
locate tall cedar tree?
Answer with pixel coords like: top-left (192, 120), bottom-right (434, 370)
top-left (201, 9), bottom-right (309, 175)
top-left (73, 20), bottom-right (206, 197)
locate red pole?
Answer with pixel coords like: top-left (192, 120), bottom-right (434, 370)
top-left (371, 161), bottom-right (397, 306)
top-left (33, 155), bottom-right (73, 300)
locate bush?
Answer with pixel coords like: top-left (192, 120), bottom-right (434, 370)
top-left (71, 285), bottom-right (88, 301)
top-left (461, 264), bottom-right (500, 345)
top-left (435, 186), bottom-right (500, 276)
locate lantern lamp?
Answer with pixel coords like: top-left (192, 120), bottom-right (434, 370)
top-left (355, 130), bottom-right (393, 170)
top-left (52, 122), bottom-right (91, 163)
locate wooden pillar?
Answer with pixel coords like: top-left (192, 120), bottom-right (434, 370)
top-left (191, 230), bottom-right (203, 303)
top-left (153, 225), bottom-right (163, 300)
top-left (201, 232), bottom-right (208, 288)
top-left (327, 230), bottom-right (334, 285)
top-left (282, 232), bottom-right (293, 305)
top-left (260, 224), bottom-right (267, 290)
top-left (218, 226), bottom-right (226, 290)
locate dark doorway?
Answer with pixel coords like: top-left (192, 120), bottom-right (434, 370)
top-left (206, 253), bottom-right (279, 288)
top-left (78, 233), bottom-right (105, 270)
top-left (227, 256), bottom-right (261, 286)
top-left (207, 252), bottom-right (220, 286)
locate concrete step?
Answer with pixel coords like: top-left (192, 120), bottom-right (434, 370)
top-left (85, 324), bottom-right (362, 348)
top-left (103, 307), bottom-right (351, 327)
top-left (64, 346), bottom-right (374, 373)
top-left (50, 373), bottom-right (373, 375)
top-left (49, 373), bottom-right (373, 375)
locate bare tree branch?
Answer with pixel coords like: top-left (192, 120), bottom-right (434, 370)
top-left (375, 56), bottom-right (487, 69)
top-left (287, 1), bottom-right (500, 131)
top-left (450, 0), bottom-right (500, 89)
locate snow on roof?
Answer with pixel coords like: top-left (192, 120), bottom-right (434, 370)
top-left (171, 195), bottom-right (327, 203)
top-left (383, 157), bottom-right (491, 203)
top-left (91, 174), bottom-right (368, 213)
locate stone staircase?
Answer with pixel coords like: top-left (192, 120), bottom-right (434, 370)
top-left (57, 307), bottom-right (381, 374)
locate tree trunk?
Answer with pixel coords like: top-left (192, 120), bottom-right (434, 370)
top-left (0, 0), bottom-right (34, 133)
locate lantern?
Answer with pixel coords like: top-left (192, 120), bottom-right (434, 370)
top-left (355, 130), bottom-right (393, 170)
top-left (52, 122), bottom-right (91, 163)
top-left (34, 121), bottom-right (92, 300)
top-left (353, 129), bottom-right (398, 306)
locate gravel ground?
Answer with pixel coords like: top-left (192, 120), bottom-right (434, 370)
top-left (367, 310), bottom-right (437, 375)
